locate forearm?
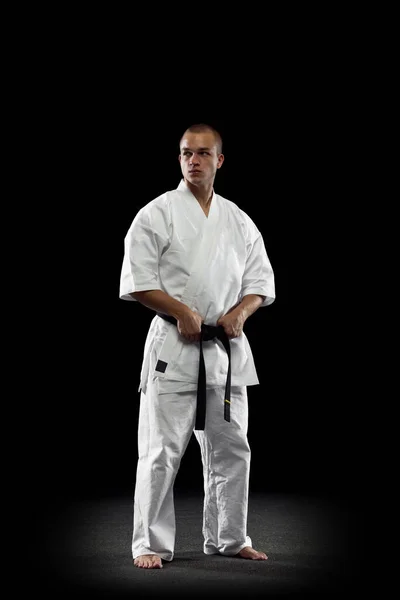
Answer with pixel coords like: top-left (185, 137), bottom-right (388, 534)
top-left (130, 290), bottom-right (190, 320)
top-left (234, 294), bottom-right (265, 321)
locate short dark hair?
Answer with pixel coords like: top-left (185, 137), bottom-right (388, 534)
top-left (179, 123), bottom-right (223, 154)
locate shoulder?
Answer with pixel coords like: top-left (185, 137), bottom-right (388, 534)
top-left (141, 191), bottom-right (170, 212)
top-left (125, 191), bottom-right (175, 237)
top-left (134, 190), bottom-right (176, 223)
top-left (142, 188), bottom-right (187, 213)
top-left (216, 194), bottom-right (259, 232)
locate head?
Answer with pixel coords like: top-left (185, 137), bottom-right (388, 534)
top-left (178, 124), bottom-right (224, 187)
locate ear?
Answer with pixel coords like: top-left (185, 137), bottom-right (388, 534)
top-left (217, 153), bottom-right (225, 169)
top-left (178, 155), bottom-right (182, 164)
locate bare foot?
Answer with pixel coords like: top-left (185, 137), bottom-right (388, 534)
top-left (236, 546), bottom-right (268, 560)
top-left (133, 554), bottom-right (163, 569)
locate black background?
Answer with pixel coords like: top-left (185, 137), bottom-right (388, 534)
top-left (31, 109), bottom-right (353, 511)
top-left (26, 24), bottom-right (360, 527)
top-left (15, 12), bottom-right (373, 595)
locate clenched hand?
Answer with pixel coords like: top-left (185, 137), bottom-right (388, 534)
top-left (217, 308), bottom-right (245, 339)
top-left (177, 308), bottom-right (204, 342)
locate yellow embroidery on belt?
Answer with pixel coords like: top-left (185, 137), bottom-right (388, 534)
top-left (224, 399), bottom-right (231, 404)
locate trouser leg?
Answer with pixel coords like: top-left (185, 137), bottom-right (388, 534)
top-left (194, 386), bottom-right (252, 556)
top-left (132, 380), bottom-right (196, 561)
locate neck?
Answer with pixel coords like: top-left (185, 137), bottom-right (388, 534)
top-left (184, 179), bottom-right (214, 207)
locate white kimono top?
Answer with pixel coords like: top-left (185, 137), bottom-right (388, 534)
top-left (120, 180), bottom-right (275, 394)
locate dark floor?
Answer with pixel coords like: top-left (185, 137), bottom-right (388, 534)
top-left (33, 490), bottom-right (363, 598)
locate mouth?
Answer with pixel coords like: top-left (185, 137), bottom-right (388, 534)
top-left (189, 170), bottom-right (201, 174)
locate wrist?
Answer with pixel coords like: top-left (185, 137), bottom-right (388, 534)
top-left (170, 300), bottom-right (190, 321)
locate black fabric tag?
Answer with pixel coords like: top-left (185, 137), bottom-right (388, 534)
top-left (155, 359), bottom-right (168, 373)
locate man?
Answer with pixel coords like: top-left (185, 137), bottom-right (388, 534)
top-left (119, 123), bottom-right (275, 569)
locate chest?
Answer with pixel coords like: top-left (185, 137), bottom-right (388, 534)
top-left (162, 211), bottom-right (247, 275)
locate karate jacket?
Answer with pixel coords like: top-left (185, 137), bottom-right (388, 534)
top-left (120, 180), bottom-right (275, 394)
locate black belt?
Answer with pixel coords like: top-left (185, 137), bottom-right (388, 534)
top-left (156, 312), bottom-right (231, 430)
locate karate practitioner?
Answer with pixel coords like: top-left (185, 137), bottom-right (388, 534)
top-left (119, 123), bottom-right (275, 569)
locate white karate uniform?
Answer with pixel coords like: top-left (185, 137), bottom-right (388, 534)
top-left (120, 180), bottom-right (275, 560)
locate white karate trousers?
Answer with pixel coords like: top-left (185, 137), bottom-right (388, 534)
top-left (132, 380), bottom-right (252, 561)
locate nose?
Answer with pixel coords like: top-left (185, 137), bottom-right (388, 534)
top-left (189, 153), bottom-right (200, 165)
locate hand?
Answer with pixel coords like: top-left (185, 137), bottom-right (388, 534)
top-left (177, 308), bottom-right (203, 342)
top-left (217, 309), bottom-right (245, 339)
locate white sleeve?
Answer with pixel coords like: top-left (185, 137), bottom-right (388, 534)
top-left (240, 221), bottom-right (275, 307)
top-left (119, 202), bottom-right (170, 301)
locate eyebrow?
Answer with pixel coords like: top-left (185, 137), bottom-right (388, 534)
top-left (181, 146), bottom-right (212, 152)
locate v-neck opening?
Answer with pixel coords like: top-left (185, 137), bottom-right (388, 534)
top-left (177, 179), bottom-right (215, 221)
top-left (193, 191), bottom-right (214, 221)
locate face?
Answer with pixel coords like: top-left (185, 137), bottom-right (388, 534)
top-left (179, 131), bottom-right (224, 186)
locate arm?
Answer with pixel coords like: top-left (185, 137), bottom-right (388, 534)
top-left (131, 290), bottom-right (203, 342)
top-left (217, 294), bottom-right (265, 339)
top-left (240, 217), bottom-right (275, 308)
